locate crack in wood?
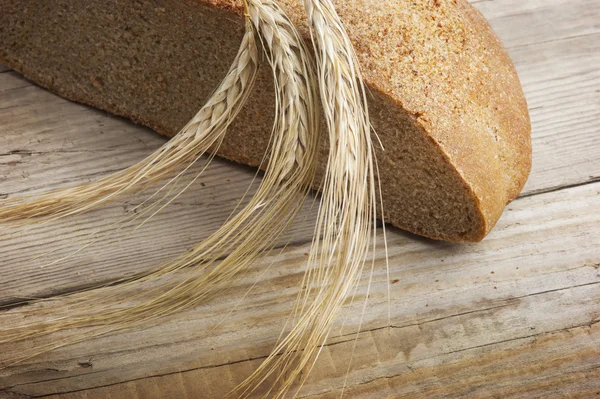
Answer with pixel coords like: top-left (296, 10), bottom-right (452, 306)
top-left (6, 318), bottom-right (597, 399)
top-left (3, 280), bottom-right (599, 396)
top-left (506, 31), bottom-right (600, 51)
top-left (519, 177), bottom-right (600, 199)
top-left (3, 177), bottom-right (599, 310)
top-left (296, 321), bottom-right (600, 399)
top-left (0, 83), bottom-right (32, 93)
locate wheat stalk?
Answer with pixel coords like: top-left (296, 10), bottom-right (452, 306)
top-left (1, 1), bottom-right (382, 397)
top-left (0, 23), bottom-right (259, 226)
top-left (0, 0), bottom-right (321, 375)
top-left (229, 0), bottom-right (379, 397)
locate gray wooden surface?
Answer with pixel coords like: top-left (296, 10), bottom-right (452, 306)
top-left (1, 0), bottom-right (599, 397)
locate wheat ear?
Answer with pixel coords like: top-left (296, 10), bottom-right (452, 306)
top-left (0, 25), bottom-right (258, 226)
top-left (229, 0), bottom-right (379, 397)
top-left (0, 1), bottom-right (321, 372)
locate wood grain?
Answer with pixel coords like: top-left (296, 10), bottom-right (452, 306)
top-left (472, 0), bottom-right (600, 48)
top-left (477, 0), bottom-right (600, 195)
top-left (1, 180), bottom-right (599, 397)
top-left (1, 0), bottom-right (600, 397)
top-left (40, 323), bottom-right (600, 399)
top-left (0, 0), bottom-right (599, 303)
top-left (0, 70), bottom-right (319, 303)
top-left (513, 33), bottom-right (600, 195)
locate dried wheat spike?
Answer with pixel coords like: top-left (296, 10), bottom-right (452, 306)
top-left (231, 0), bottom-right (381, 397)
top-left (0, 22), bottom-right (259, 225)
top-left (0, 3), bottom-right (322, 381)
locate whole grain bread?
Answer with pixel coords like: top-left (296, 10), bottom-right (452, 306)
top-left (0, 0), bottom-right (531, 242)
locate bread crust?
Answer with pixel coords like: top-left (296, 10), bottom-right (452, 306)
top-left (0, 0), bottom-right (531, 242)
top-left (211, 0), bottom-right (532, 237)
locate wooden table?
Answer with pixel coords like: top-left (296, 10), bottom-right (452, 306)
top-left (1, 0), bottom-right (599, 397)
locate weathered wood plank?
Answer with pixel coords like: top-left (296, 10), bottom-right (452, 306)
top-left (0, 0), bottom-right (599, 397)
top-left (1, 181), bottom-right (599, 397)
top-left (0, 71), bottom-right (319, 303)
top-left (469, 0), bottom-right (600, 195)
top-left (36, 321), bottom-right (600, 399)
top-left (513, 33), bottom-right (600, 195)
top-left (0, 0), bottom-right (599, 303)
top-left (473, 0), bottom-right (600, 49)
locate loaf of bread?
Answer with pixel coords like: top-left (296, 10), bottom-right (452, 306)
top-left (0, 0), bottom-right (531, 242)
